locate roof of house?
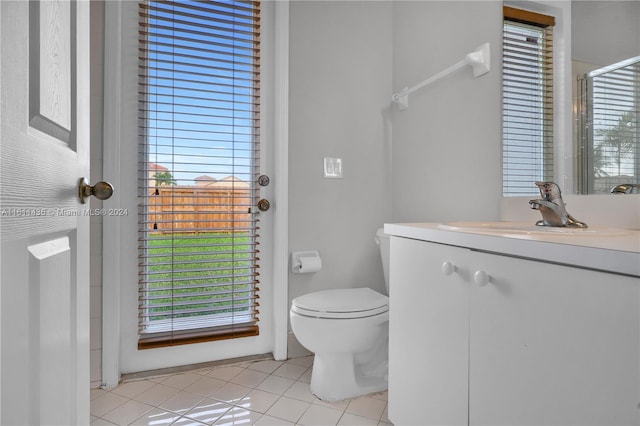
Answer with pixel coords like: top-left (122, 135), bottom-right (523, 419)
top-left (149, 163), bottom-right (169, 172)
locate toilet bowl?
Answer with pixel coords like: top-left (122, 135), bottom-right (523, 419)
top-left (289, 229), bottom-right (391, 402)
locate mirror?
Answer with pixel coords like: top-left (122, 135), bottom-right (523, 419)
top-left (576, 56), bottom-right (639, 194)
top-left (571, 1), bottom-right (640, 194)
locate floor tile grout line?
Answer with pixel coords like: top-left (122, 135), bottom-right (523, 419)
top-left (91, 356), bottom-right (389, 426)
top-left (93, 392), bottom-right (386, 426)
top-left (93, 391), bottom-right (385, 426)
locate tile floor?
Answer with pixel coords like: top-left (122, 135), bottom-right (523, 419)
top-left (90, 356), bottom-right (393, 426)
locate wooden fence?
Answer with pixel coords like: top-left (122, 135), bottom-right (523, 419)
top-left (147, 185), bottom-right (252, 233)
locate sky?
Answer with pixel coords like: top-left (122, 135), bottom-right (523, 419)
top-left (142, 0), bottom-right (259, 185)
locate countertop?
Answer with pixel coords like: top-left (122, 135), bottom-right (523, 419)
top-left (384, 222), bottom-right (640, 277)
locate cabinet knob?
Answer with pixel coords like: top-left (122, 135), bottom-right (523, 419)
top-left (441, 261), bottom-right (457, 276)
top-left (474, 270), bottom-right (491, 286)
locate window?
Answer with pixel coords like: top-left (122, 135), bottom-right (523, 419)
top-left (502, 6), bottom-right (555, 196)
top-left (137, 0), bottom-right (261, 349)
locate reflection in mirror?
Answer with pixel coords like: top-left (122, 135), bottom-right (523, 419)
top-left (571, 0), bottom-right (640, 194)
top-left (576, 57), bottom-right (639, 194)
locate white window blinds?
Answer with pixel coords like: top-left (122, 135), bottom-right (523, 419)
top-left (578, 57), bottom-right (640, 193)
top-left (502, 7), bottom-right (554, 196)
top-left (137, 0), bottom-right (261, 349)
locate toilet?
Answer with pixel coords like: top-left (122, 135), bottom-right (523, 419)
top-left (289, 228), bottom-right (390, 401)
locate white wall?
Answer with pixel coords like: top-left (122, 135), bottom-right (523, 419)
top-left (572, 0), bottom-right (640, 67)
top-left (391, 1), bottom-right (503, 223)
top-left (288, 1), bottom-right (394, 304)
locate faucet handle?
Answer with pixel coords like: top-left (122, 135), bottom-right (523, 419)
top-left (535, 181), bottom-right (563, 203)
top-left (611, 184), bottom-right (639, 194)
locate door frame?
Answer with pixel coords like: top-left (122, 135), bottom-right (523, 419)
top-left (101, 0), bottom-right (289, 387)
top-left (0, 4), bottom-right (3, 417)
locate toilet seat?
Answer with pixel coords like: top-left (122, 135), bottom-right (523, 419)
top-left (291, 287), bottom-right (388, 319)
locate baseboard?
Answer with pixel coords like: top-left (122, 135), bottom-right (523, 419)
top-left (117, 352), bottom-right (273, 384)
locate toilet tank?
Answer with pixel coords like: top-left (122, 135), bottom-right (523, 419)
top-left (375, 228), bottom-right (390, 294)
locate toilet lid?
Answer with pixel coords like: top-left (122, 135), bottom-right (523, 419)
top-left (291, 287), bottom-right (389, 319)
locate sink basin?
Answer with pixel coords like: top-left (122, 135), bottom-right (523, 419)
top-left (438, 221), bottom-right (629, 237)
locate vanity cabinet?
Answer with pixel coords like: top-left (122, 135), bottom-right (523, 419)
top-left (388, 236), bottom-right (639, 426)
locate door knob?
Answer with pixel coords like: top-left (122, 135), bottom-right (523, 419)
top-left (79, 178), bottom-right (114, 204)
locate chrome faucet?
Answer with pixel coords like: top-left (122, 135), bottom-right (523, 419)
top-left (611, 183), bottom-right (639, 194)
top-left (529, 181), bottom-right (588, 228)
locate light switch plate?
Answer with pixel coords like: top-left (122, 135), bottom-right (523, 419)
top-left (323, 157), bottom-right (343, 178)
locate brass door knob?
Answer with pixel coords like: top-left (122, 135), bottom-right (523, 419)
top-left (79, 178), bottom-right (114, 204)
top-left (257, 199), bottom-right (270, 212)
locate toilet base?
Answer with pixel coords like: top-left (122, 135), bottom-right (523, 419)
top-left (309, 352), bottom-right (388, 402)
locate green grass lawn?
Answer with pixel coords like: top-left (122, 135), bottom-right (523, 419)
top-left (142, 232), bottom-right (255, 321)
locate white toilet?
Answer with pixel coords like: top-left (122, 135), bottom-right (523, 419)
top-left (289, 228), bottom-right (390, 401)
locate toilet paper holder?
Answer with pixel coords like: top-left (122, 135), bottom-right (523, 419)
top-left (291, 250), bottom-right (322, 273)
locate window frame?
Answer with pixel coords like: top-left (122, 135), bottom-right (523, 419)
top-left (136, 0), bottom-right (263, 349)
top-left (502, 5), bottom-right (556, 196)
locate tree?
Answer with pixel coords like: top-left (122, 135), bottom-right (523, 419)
top-left (592, 143), bottom-right (609, 178)
top-left (154, 171), bottom-right (177, 186)
top-left (595, 111), bottom-right (636, 177)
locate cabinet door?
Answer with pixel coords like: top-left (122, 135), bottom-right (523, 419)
top-left (388, 237), bottom-right (470, 426)
top-left (469, 252), bottom-right (640, 426)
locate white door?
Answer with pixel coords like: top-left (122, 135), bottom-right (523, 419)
top-left (0, 1), bottom-right (90, 424)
